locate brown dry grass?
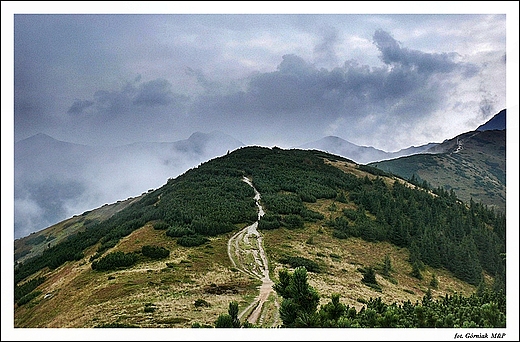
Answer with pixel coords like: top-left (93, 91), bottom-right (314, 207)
top-left (265, 226), bottom-right (475, 312)
top-left (14, 224), bottom-right (259, 328)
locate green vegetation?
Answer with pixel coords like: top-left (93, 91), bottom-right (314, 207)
top-left (325, 175), bottom-right (505, 287)
top-left (220, 267), bottom-right (506, 328)
top-left (194, 299), bottom-right (211, 308)
top-left (177, 234), bottom-right (209, 247)
top-left (215, 301), bottom-right (242, 328)
top-left (360, 266), bottom-right (382, 292)
top-left (14, 276), bottom-right (45, 303)
top-left (152, 222), bottom-right (170, 230)
top-left (16, 290), bottom-right (42, 306)
top-left (258, 213), bottom-right (282, 230)
top-left (430, 273), bottom-right (439, 289)
top-left (25, 234), bottom-right (46, 245)
top-left (382, 254), bottom-right (392, 277)
top-left (143, 302), bottom-right (157, 313)
top-left (14, 146), bottom-right (506, 328)
top-left (278, 255), bottom-right (321, 273)
top-left (141, 245), bottom-right (170, 259)
top-left (369, 130), bottom-right (506, 214)
top-left (273, 267), bottom-right (320, 327)
top-left (361, 266), bottom-right (377, 285)
top-left (91, 251), bottom-right (138, 271)
top-left (16, 146), bottom-right (505, 288)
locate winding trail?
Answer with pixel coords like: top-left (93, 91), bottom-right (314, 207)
top-left (227, 177), bottom-right (279, 326)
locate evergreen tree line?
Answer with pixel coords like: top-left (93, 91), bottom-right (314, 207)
top-left (215, 267), bottom-right (506, 328)
top-left (328, 177), bottom-right (505, 286)
top-left (14, 276), bottom-right (46, 305)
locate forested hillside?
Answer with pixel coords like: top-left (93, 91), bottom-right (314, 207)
top-left (14, 146), bottom-right (506, 328)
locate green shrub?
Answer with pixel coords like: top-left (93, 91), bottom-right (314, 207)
top-left (17, 290), bottom-right (42, 306)
top-left (430, 274), bottom-right (439, 289)
top-left (14, 276), bottom-right (45, 302)
top-left (153, 222), bottom-right (170, 230)
top-left (166, 226), bottom-right (194, 238)
top-left (215, 314), bottom-right (234, 328)
top-left (91, 251), bottom-right (138, 271)
top-left (141, 245), bottom-right (170, 259)
top-left (144, 303), bottom-right (156, 313)
top-left (279, 255), bottom-right (321, 273)
top-left (177, 234), bottom-right (209, 247)
top-left (361, 266), bottom-right (377, 285)
top-left (283, 214), bottom-right (304, 229)
top-left (258, 214), bottom-right (282, 230)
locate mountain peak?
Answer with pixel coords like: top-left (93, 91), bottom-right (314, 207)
top-left (18, 133), bottom-right (56, 144)
top-left (477, 109), bottom-right (506, 131)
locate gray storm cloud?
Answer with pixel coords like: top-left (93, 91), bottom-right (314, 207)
top-left (64, 29), bottom-right (488, 149)
top-left (373, 29), bottom-right (478, 77)
top-left (191, 29), bottom-right (480, 124)
top-left (133, 78), bottom-right (174, 106)
top-left (68, 99), bottom-right (94, 114)
top-left (13, 13), bottom-right (507, 151)
top-left (70, 78), bottom-right (187, 118)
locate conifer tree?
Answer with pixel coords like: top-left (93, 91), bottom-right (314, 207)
top-left (382, 254), bottom-right (392, 276)
top-left (362, 266), bottom-right (377, 285)
top-left (430, 273), bottom-right (439, 289)
top-left (273, 266), bottom-right (320, 327)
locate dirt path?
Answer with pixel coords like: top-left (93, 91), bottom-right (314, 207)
top-left (227, 177), bottom-right (280, 327)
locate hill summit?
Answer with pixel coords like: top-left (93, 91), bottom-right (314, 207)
top-left (14, 146), bottom-right (505, 329)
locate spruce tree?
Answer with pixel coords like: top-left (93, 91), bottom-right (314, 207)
top-left (362, 266), bottom-right (377, 285)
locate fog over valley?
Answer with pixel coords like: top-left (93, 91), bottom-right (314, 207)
top-left (14, 131), bottom-right (244, 239)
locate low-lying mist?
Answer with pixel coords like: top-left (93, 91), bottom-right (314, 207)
top-left (14, 132), bottom-right (244, 239)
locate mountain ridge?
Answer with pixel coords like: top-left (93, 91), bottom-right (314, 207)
top-left (476, 109), bottom-right (506, 131)
top-left (13, 146), bottom-right (505, 328)
top-left (369, 129), bottom-right (506, 213)
top-left (297, 135), bottom-right (438, 164)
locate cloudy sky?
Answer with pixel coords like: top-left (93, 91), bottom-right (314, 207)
top-left (5, 2), bottom-right (518, 153)
top-left (2, 3), bottom-right (520, 340)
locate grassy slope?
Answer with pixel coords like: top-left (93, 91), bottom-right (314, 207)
top-left (263, 200), bottom-right (476, 313)
top-left (369, 130), bottom-right (506, 214)
top-left (14, 195), bottom-right (144, 264)
top-left (14, 222), bottom-right (260, 328)
top-left (14, 157), bottom-right (478, 328)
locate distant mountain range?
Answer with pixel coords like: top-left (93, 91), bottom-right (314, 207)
top-left (297, 136), bottom-right (438, 164)
top-left (14, 131), bottom-right (244, 239)
top-left (14, 108), bottom-right (506, 239)
top-left (297, 108), bottom-right (506, 164)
